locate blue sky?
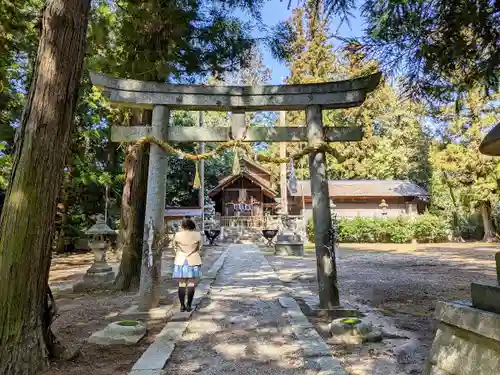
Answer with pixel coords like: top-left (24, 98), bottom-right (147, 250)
top-left (237, 0), bottom-right (365, 84)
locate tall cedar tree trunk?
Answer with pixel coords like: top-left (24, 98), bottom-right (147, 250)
top-left (480, 201), bottom-right (496, 242)
top-left (443, 176), bottom-right (464, 242)
top-left (115, 109), bottom-right (150, 290)
top-left (0, 1), bottom-right (91, 374)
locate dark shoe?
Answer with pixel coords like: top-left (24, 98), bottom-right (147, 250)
top-left (187, 286), bottom-right (194, 311)
top-left (178, 286), bottom-right (186, 311)
top-left (185, 305), bottom-right (192, 312)
top-left (186, 286), bottom-right (195, 312)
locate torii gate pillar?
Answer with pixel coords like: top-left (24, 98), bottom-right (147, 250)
top-left (90, 71), bottom-right (381, 311)
top-left (138, 105), bottom-right (169, 310)
top-left (307, 105), bottom-right (339, 307)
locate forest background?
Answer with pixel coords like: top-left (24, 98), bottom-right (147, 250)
top-left (1, 0), bottom-right (499, 253)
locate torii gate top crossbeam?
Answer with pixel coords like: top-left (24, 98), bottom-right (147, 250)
top-left (90, 72), bottom-right (381, 111)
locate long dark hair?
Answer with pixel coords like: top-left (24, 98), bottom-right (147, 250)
top-left (181, 217), bottom-right (196, 231)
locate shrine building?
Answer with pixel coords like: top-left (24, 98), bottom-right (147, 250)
top-left (208, 158), bottom-right (429, 221)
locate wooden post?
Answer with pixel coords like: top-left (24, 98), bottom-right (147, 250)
top-left (279, 111), bottom-right (288, 214)
top-left (306, 105), bottom-right (340, 308)
top-left (139, 105), bottom-right (169, 310)
top-left (198, 111), bottom-right (205, 231)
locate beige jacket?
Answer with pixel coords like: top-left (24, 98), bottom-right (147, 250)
top-left (173, 230), bottom-right (202, 266)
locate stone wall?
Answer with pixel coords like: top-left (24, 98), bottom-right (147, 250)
top-left (425, 301), bottom-right (500, 375)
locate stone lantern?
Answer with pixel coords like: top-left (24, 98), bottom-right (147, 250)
top-left (74, 214), bottom-right (116, 292)
top-left (379, 199), bottom-right (389, 217)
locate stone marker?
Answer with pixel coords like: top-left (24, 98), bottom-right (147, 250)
top-left (424, 301), bottom-right (500, 375)
top-left (88, 320), bottom-right (146, 346)
top-left (471, 251), bottom-right (500, 314)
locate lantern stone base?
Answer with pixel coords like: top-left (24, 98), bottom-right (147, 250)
top-left (274, 242), bottom-right (304, 256)
top-left (424, 301), bottom-right (500, 375)
top-left (274, 232), bottom-right (304, 256)
top-left (88, 320), bottom-right (146, 346)
top-left (471, 281), bottom-right (500, 314)
top-left (73, 261), bottom-right (115, 292)
top-left (328, 317), bottom-right (383, 345)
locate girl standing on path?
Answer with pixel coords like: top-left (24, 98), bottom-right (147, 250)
top-left (172, 217), bottom-right (203, 312)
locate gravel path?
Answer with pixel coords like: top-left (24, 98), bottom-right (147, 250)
top-left (265, 243), bottom-right (499, 375)
top-left (42, 245), bottom-right (226, 375)
top-left (164, 243), bottom-right (321, 375)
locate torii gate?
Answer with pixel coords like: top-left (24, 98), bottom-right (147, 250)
top-left (90, 71), bottom-right (381, 311)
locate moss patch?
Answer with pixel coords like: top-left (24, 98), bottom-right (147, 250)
top-left (117, 320), bottom-right (139, 327)
top-left (341, 318), bottom-right (361, 326)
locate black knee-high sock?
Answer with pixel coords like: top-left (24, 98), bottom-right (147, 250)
top-left (178, 286), bottom-right (186, 308)
top-left (186, 286), bottom-right (195, 309)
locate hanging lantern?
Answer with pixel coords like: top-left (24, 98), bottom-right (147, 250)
top-left (193, 161), bottom-right (201, 189)
top-left (232, 148), bottom-right (241, 175)
top-left (288, 159), bottom-right (298, 194)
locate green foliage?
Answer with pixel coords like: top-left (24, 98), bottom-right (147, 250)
top-left (307, 214), bottom-right (450, 244)
top-left (0, 0), bottom-right (42, 129)
top-left (0, 144), bottom-right (12, 190)
top-left (117, 320), bottom-right (139, 326)
top-left (89, 0), bottom-right (260, 82)
top-left (412, 213), bottom-right (451, 243)
top-left (456, 214), bottom-right (484, 241)
top-left (315, 0), bottom-right (500, 100)
top-left (429, 88), bottom-right (500, 240)
top-left (265, 2), bottom-right (431, 190)
top-left (0, 0), bottom-right (43, 190)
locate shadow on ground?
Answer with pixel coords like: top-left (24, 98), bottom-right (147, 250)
top-left (266, 243), bottom-right (497, 373)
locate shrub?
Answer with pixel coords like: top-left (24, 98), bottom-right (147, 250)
top-left (307, 214), bottom-right (450, 244)
top-left (383, 217), bottom-right (414, 243)
top-left (338, 217), bottom-right (377, 243)
top-left (306, 218), bottom-right (314, 243)
top-left (412, 213), bottom-right (450, 243)
top-left (456, 213), bottom-right (484, 240)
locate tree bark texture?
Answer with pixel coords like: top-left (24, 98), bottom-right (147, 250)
top-left (444, 176), bottom-right (464, 242)
top-left (480, 201), bottom-right (496, 242)
top-left (306, 105), bottom-right (340, 309)
top-left (0, 1), bottom-right (91, 374)
top-left (138, 106), bottom-right (169, 310)
top-left (115, 109), bottom-right (149, 291)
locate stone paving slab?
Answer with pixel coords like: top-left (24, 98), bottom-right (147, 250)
top-left (128, 245), bottom-right (231, 375)
top-left (121, 304), bottom-right (174, 318)
top-left (278, 283), bottom-right (346, 373)
top-left (129, 370), bottom-right (162, 375)
top-left (88, 321), bottom-right (147, 346)
top-left (267, 251), bottom-right (427, 375)
top-left (132, 341), bottom-right (175, 371)
top-left (161, 243), bottom-right (345, 375)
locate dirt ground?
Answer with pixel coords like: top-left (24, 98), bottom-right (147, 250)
top-left (46, 242), bottom-right (497, 375)
top-left (266, 242), bottom-right (499, 374)
top-left (49, 250), bottom-right (120, 288)
top-left (42, 245), bottom-right (226, 375)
